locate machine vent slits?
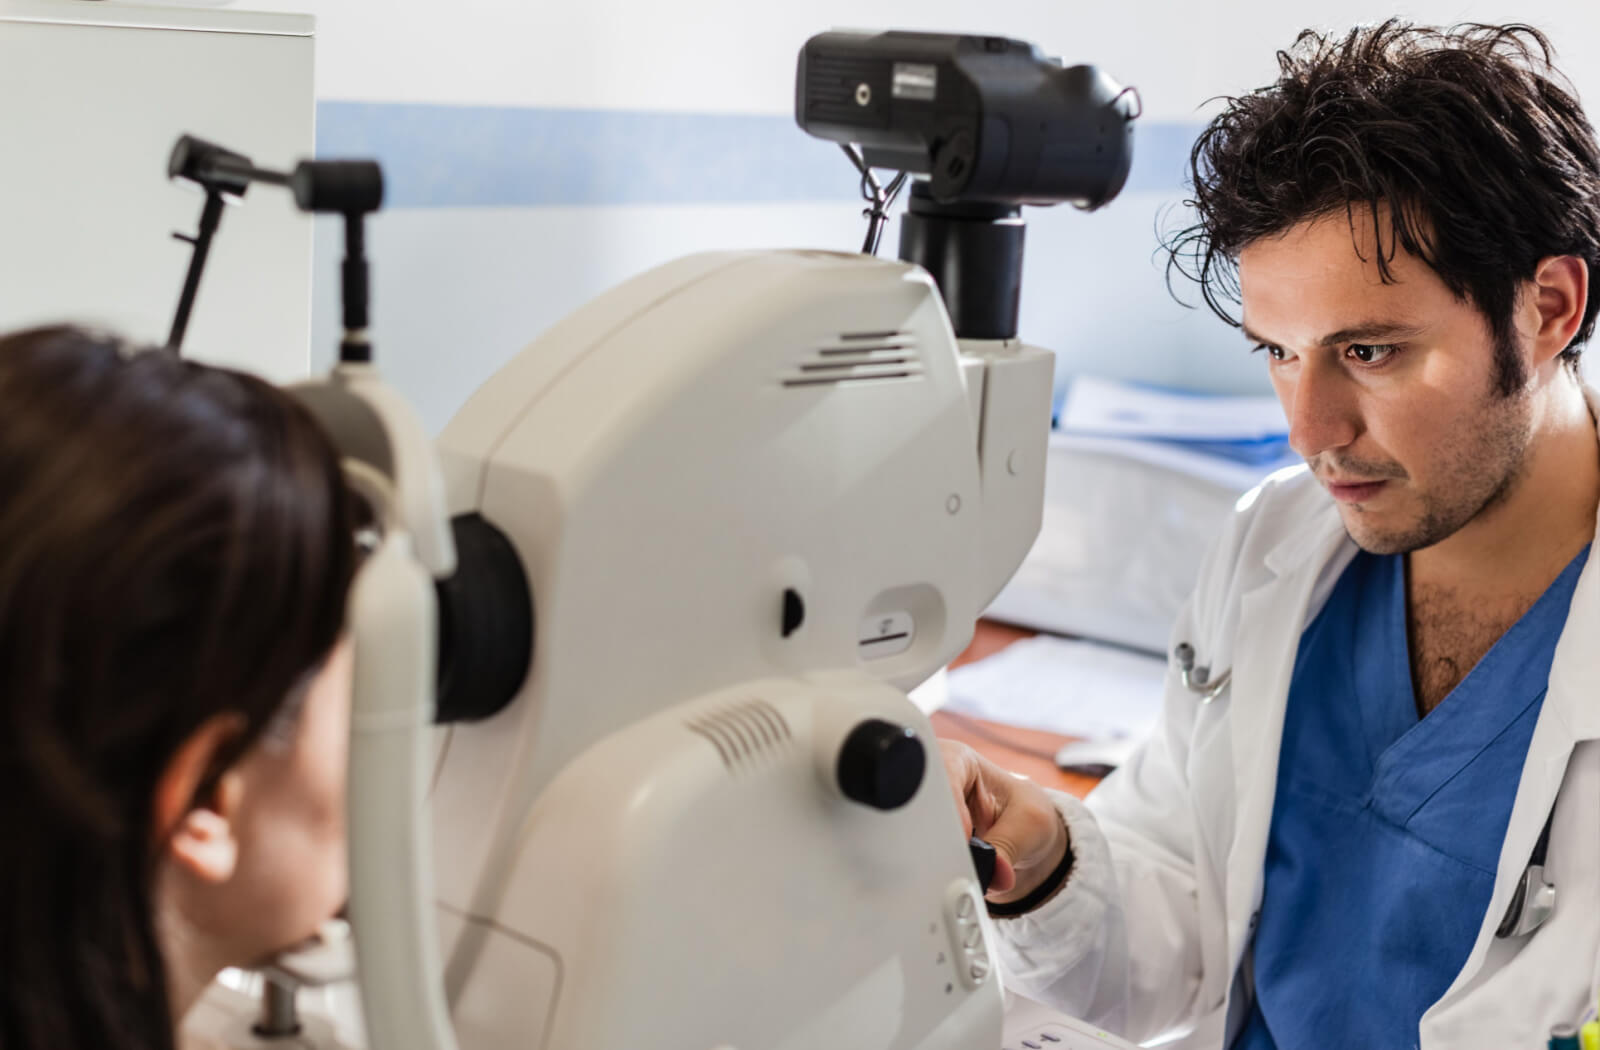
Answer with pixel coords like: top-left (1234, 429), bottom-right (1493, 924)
top-left (686, 700), bottom-right (794, 772)
top-left (805, 55), bottom-right (882, 124)
top-left (780, 330), bottom-right (924, 388)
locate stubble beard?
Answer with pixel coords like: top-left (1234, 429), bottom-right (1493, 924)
top-left (1335, 385), bottom-right (1533, 556)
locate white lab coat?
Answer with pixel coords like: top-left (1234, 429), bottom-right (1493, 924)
top-left (990, 391), bottom-right (1600, 1049)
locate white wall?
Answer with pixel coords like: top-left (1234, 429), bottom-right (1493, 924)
top-left (253, 0), bottom-right (1600, 117)
top-left (243, 0), bottom-right (1600, 431)
top-left (0, 2), bottom-right (315, 381)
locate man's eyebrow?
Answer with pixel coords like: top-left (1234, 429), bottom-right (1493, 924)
top-left (1240, 320), bottom-right (1428, 347)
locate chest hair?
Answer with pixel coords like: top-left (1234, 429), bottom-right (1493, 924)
top-left (1406, 583), bottom-right (1537, 716)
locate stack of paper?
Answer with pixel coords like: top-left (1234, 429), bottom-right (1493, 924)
top-left (1057, 375), bottom-right (1298, 475)
top-left (943, 635), bottom-right (1168, 741)
top-left (1049, 374), bottom-right (1299, 492)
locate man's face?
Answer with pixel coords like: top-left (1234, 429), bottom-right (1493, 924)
top-left (1238, 212), bottom-right (1533, 554)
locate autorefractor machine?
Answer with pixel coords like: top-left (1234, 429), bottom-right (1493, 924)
top-left (165, 30), bottom-right (1140, 1050)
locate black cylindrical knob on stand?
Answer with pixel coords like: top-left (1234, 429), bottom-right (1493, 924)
top-left (289, 160), bottom-right (384, 215)
top-left (837, 719), bottom-right (926, 810)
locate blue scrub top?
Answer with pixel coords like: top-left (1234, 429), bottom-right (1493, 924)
top-left (1233, 545), bottom-right (1589, 1050)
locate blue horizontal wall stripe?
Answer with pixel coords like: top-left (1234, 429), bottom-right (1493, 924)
top-left (316, 100), bottom-right (1201, 209)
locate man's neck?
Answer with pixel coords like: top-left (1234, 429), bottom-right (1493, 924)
top-left (1409, 381), bottom-right (1599, 597)
top-left (1403, 380), bottom-right (1598, 714)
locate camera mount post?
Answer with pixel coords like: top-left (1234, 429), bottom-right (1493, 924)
top-left (898, 184), bottom-right (1025, 341)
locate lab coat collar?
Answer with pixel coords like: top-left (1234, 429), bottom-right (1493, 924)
top-left (1433, 385), bottom-right (1600, 1014)
top-left (1541, 382), bottom-right (1600, 743)
top-left (1248, 466), bottom-right (1351, 583)
top-left (1223, 503), bottom-right (1350, 953)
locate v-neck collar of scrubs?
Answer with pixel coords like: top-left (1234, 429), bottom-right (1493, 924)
top-left (1356, 548), bottom-right (1591, 832)
top-left (1233, 543), bottom-right (1591, 1050)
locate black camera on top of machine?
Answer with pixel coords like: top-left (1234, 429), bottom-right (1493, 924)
top-left (796, 30), bottom-right (1137, 208)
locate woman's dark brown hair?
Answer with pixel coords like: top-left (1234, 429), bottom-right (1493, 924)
top-left (1167, 20), bottom-right (1600, 394)
top-left (0, 326), bottom-right (356, 1050)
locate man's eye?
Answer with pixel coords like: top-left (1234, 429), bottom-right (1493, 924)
top-left (1251, 343), bottom-right (1288, 362)
top-left (1348, 343), bottom-right (1398, 364)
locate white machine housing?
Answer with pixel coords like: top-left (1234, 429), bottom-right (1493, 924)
top-left (427, 249), bottom-right (1054, 1049)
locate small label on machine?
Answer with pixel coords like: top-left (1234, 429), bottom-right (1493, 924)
top-left (858, 611), bottom-right (915, 658)
top-left (892, 63), bottom-right (938, 101)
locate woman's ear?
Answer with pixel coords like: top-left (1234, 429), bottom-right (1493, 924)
top-left (154, 713), bottom-right (246, 884)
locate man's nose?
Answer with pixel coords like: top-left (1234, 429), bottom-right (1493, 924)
top-left (1285, 359), bottom-right (1358, 460)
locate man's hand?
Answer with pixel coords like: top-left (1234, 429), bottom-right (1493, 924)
top-left (940, 739), bottom-right (1070, 905)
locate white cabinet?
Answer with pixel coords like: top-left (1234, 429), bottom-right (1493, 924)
top-left (0, 0), bottom-right (314, 380)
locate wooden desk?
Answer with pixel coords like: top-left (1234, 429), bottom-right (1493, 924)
top-left (929, 620), bottom-right (1103, 800)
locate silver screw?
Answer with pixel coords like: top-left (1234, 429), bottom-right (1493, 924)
top-left (253, 975), bottom-right (301, 1038)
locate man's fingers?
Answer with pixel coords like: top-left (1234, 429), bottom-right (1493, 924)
top-left (938, 740), bottom-right (1027, 897)
top-left (982, 778), bottom-right (1067, 903)
top-left (939, 740), bottom-right (985, 839)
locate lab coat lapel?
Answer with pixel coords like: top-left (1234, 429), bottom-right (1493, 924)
top-left (1222, 511), bottom-right (1351, 962)
top-left (1432, 393), bottom-right (1600, 1010)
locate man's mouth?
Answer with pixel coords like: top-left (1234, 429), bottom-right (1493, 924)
top-left (1324, 478), bottom-right (1389, 503)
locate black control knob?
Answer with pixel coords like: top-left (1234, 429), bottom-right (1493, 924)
top-left (836, 719), bottom-right (925, 810)
top-left (969, 836), bottom-right (998, 892)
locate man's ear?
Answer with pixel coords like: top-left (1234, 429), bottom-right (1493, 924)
top-left (154, 713), bottom-right (246, 885)
top-left (1526, 255), bottom-right (1589, 367)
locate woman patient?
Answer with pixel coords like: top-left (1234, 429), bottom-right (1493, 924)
top-left (0, 325), bottom-right (358, 1050)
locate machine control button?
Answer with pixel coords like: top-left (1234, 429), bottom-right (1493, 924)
top-left (944, 879), bottom-right (992, 990)
top-left (781, 588), bottom-right (805, 637)
top-left (836, 720), bottom-right (924, 810)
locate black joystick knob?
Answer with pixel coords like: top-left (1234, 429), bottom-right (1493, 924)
top-left (836, 719), bottom-right (926, 810)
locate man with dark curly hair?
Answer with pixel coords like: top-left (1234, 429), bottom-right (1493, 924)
top-left (942, 21), bottom-right (1600, 1049)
